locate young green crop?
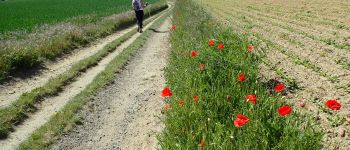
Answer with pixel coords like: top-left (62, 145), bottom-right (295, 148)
top-left (0, 0), bottom-right (158, 33)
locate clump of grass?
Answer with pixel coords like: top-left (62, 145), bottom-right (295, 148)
top-left (159, 0), bottom-right (323, 149)
top-left (0, 1), bottom-right (168, 81)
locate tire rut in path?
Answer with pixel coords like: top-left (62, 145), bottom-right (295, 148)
top-left (0, 14), bottom-right (158, 108)
top-left (50, 18), bottom-right (171, 150)
top-left (0, 11), bottom-right (168, 150)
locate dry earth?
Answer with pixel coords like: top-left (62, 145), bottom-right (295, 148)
top-left (198, 0), bottom-right (350, 149)
top-left (50, 18), bottom-right (170, 150)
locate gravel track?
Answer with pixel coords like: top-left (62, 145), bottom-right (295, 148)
top-left (50, 18), bottom-right (171, 150)
top-left (0, 11), bottom-right (168, 150)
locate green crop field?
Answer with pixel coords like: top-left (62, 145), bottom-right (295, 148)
top-left (0, 0), bottom-right (158, 33)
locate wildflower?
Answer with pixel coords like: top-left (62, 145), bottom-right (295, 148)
top-left (191, 51), bottom-right (198, 57)
top-left (199, 64), bottom-right (205, 71)
top-left (161, 86), bottom-right (172, 97)
top-left (237, 73), bottom-right (245, 82)
top-left (178, 100), bottom-right (185, 105)
top-left (208, 39), bottom-right (215, 46)
top-left (171, 25), bottom-right (176, 30)
top-left (300, 101), bottom-right (305, 107)
top-left (278, 105), bottom-right (292, 116)
top-left (163, 103), bottom-right (169, 110)
top-left (245, 94), bottom-right (257, 104)
top-left (275, 84), bottom-right (285, 92)
top-left (325, 99), bottom-right (341, 110)
top-left (234, 114), bottom-right (250, 128)
top-left (193, 95), bottom-right (199, 102)
top-left (247, 44), bottom-right (254, 52)
top-left (218, 43), bottom-right (224, 49)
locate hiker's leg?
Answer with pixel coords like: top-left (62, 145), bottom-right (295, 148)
top-left (135, 10), bottom-right (141, 29)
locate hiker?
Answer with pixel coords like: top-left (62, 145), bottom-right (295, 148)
top-left (132, 0), bottom-right (146, 33)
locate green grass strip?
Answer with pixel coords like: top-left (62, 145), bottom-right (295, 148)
top-left (18, 9), bottom-right (170, 150)
top-left (0, 7), bottom-right (167, 139)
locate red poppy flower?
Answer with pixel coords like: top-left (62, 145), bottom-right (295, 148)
top-left (275, 84), bottom-right (285, 92)
top-left (171, 25), bottom-right (176, 30)
top-left (238, 73), bottom-right (245, 82)
top-left (245, 94), bottom-right (257, 104)
top-left (325, 99), bottom-right (341, 110)
top-left (208, 39), bottom-right (215, 46)
top-left (199, 64), bottom-right (205, 71)
top-left (163, 103), bottom-right (169, 110)
top-left (233, 114), bottom-right (250, 128)
top-left (247, 44), bottom-right (254, 52)
top-left (218, 44), bottom-right (224, 49)
top-left (191, 51), bottom-right (198, 57)
top-left (193, 95), bottom-right (199, 102)
top-left (178, 100), bottom-right (185, 105)
top-left (278, 105), bottom-right (292, 116)
top-left (300, 101), bottom-right (305, 107)
top-left (161, 86), bottom-right (172, 97)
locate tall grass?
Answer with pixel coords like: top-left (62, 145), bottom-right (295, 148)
top-left (0, 1), bottom-right (167, 81)
top-left (159, 0), bottom-right (323, 149)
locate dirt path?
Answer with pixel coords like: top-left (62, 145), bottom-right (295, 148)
top-left (0, 10), bottom-right (169, 149)
top-left (50, 18), bottom-right (170, 150)
top-left (0, 14), bottom-right (159, 108)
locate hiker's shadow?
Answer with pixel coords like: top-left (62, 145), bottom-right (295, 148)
top-left (148, 28), bottom-right (169, 33)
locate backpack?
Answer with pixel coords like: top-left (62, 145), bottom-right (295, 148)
top-left (133, 0), bottom-right (141, 11)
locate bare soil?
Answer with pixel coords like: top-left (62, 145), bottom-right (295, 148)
top-left (50, 18), bottom-right (170, 150)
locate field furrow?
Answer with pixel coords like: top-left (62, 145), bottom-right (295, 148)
top-left (210, 3), bottom-right (350, 56)
top-left (215, 0), bottom-right (350, 51)
top-left (230, 0), bottom-right (350, 30)
top-left (210, 7), bottom-right (350, 84)
top-left (248, 3), bottom-right (350, 31)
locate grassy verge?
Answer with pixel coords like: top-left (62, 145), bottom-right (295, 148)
top-left (159, 0), bottom-right (322, 149)
top-left (0, 1), bottom-right (167, 81)
top-left (0, 8), bottom-right (167, 139)
top-left (18, 9), bottom-right (170, 150)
